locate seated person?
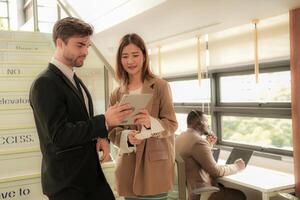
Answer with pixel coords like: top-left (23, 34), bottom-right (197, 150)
top-left (175, 110), bottom-right (246, 200)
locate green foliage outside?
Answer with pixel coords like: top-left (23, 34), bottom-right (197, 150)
top-left (222, 116), bottom-right (292, 150)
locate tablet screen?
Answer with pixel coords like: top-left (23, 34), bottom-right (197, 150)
top-left (119, 94), bottom-right (152, 125)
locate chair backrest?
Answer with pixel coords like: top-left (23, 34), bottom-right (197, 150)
top-left (193, 186), bottom-right (220, 200)
top-left (277, 192), bottom-right (300, 200)
top-left (175, 153), bottom-right (187, 200)
top-left (175, 153), bottom-right (220, 200)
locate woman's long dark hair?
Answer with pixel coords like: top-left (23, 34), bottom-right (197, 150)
top-left (116, 33), bottom-right (155, 85)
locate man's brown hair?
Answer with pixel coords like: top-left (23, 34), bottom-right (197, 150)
top-left (52, 17), bottom-right (93, 46)
top-left (116, 33), bottom-right (155, 85)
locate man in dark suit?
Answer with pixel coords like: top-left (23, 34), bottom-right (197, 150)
top-left (29, 17), bottom-right (131, 200)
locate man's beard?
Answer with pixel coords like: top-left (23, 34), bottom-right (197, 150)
top-left (63, 52), bottom-right (85, 67)
top-left (73, 57), bottom-right (85, 67)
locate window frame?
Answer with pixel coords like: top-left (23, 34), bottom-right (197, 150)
top-left (0, 0), bottom-right (9, 30)
top-left (166, 59), bottom-right (292, 156)
top-left (215, 60), bottom-right (291, 156)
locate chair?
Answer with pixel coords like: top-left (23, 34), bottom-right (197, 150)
top-left (193, 186), bottom-right (220, 200)
top-left (278, 192), bottom-right (300, 200)
top-left (175, 153), bottom-right (220, 200)
top-left (175, 153), bottom-right (187, 200)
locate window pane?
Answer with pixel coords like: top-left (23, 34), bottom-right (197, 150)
top-left (38, 0), bottom-right (57, 7)
top-left (175, 113), bottom-right (212, 135)
top-left (0, 2), bottom-right (7, 17)
top-left (175, 113), bottom-right (188, 134)
top-left (0, 18), bottom-right (8, 30)
top-left (221, 116), bottom-right (292, 151)
top-left (38, 6), bottom-right (57, 22)
top-left (38, 22), bottom-right (54, 33)
top-left (169, 79), bottom-right (211, 103)
top-left (220, 71), bottom-right (291, 103)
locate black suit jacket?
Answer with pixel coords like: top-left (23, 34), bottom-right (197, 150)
top-left (29, 63), bottom-right (109, 196)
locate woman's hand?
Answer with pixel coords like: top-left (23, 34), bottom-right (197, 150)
top-left (128, 130), bottom-right (142, 145)
top-left (133, 109), bottom-right (151, 129)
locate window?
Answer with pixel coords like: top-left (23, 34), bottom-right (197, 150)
top-left (221, 116), bottom-right (292, 151)
top-left (175, 113), bottom-right (212, 135)
top-left (168, 61), bottom-right (291, 155)
top-left (169, 78), bottom-right (212, 135)
top-left (0, 18), bottom-right (8, 30)
top-left (175, 113), bottom-right (188, 134)
top-left (0, 2), bottom-right (8, 17)
top-left (0, 0), bottom-right (9, 30)
top-left (216, 63), bottom-right (291, 155)
top-left (22, 0), bottom-right (58, 32)
top-left (169, 79), bottom-right (210, 103)
top-left (37, 0), bottom-right (57, 33)
top-left (220, 71), bottom-right (291, 103)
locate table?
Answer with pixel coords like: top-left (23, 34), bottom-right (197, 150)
top-left (218, 164), bottom-right (295, 200)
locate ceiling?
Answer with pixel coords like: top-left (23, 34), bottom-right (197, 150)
top-left (65, 0), bottom-right (300, 67)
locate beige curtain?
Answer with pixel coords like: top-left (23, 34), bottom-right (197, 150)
top-left (150, 13), bottom-right (289, 77)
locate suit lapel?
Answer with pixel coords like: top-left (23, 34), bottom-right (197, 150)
top-left (141, 77), bottom-right (155, 113)
top-left (48, 64), bottom-right (89, 117)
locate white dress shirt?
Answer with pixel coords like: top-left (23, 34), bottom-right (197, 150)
top-left (50, 57), bottom-right (90, 115)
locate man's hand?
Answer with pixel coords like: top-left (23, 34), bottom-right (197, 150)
top-left (105, 103), bottom-right (132, 126)
top-left (207, 133), bottom-right (217, 146)
top-left (234, 158), bottom-right (246, 171)
top-left (96, 138), bottom-right (110, 163)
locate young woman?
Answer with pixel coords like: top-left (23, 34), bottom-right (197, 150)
top-left (108, 33), bottom-right (178, 200)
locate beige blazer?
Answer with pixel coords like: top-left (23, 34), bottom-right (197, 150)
top-left (108, 77), bottom-right (178, 197)
top-left (175, 128), bottom-right (239, 200)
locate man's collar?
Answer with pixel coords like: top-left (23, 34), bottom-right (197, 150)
top-left (50, 57), bottom-right (75, 81)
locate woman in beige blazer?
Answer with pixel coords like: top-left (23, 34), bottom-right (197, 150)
top-left (108, 33), bottom-right (178, 200)
top-left (175, 110), bottom-right (246, 200)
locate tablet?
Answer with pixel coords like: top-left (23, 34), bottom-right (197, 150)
top-left (119, 94), bottom-right (152, 125)
top-left (226, 148), bottom-right (253, 166)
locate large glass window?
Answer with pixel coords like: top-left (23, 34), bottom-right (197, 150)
top-left (0, 2), bottom-right (8, 17)
top-left (0, 0), bottom-right (8, 30)
top-left (168, 62), bottom-right (291, 155)
top-left (169, 79), bottom-right (210, 103)
top-left (175, 113), bottom-right (212, 135)
top-left (221, 116), bottom-right (292, 151)
top-left (170, 78), bottom-right (212, 136)
top-left (0, 18), bottom-right (8, 30)
top-left (175, 113), bottom-right (188, 134)
top-left (220, 71), bottom-right (291, 103)
top-left (22, 0), bottom-right (58, 32)
top-left (216, 66), bottom-right (291, 155)
top-left (37, 0), bottom-right (57, 33)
